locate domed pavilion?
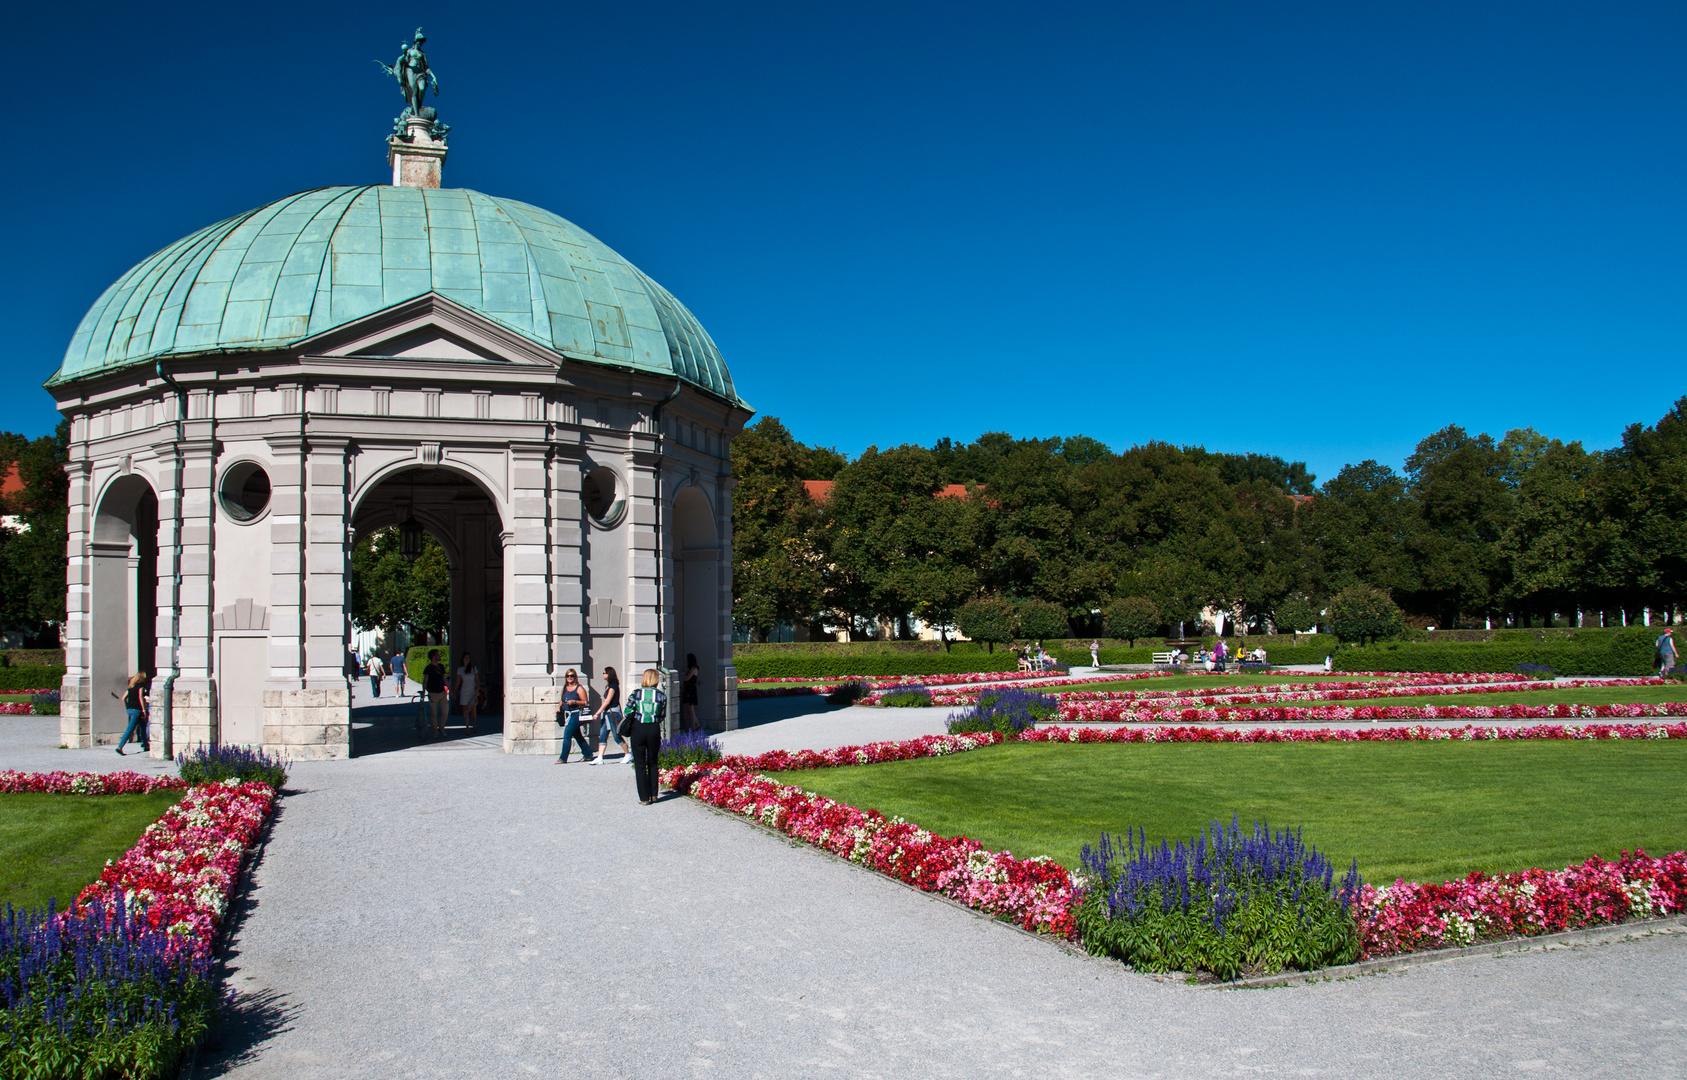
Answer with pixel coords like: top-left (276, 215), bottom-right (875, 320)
top-left (47, 92), bottom-right (752, 758)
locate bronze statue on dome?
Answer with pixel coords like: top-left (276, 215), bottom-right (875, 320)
top-left (376, 28), bottom-right (442, 124)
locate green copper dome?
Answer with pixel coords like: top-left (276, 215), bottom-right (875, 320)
top-left (49, 185), bottom-right (743, 405)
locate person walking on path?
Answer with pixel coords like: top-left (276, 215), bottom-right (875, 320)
top-left (114, 671), bottom-right (151, 755)
top-left (681, 654), bottom-right (700, 732)
top-left (1657, 628), bottom-right (1678, 675)
top-left (1089, 639), bottom-right (1101, 667)
top-left (455, 653), bottom-right (481, 734)
top-left (590, 666), bottom-right (630, 765)
top-left (345, 645), bottom-right (362, 684)
top-left (626, 668), bottom-right (668, 804)
top-left (367, 652), bottom-right (386, 698)
top-left (393, 653), bottom-right (407, 696)
top-left (554, 669), bottom-right (592, 762)
top-left (423, 649), bottom-right (449, 738)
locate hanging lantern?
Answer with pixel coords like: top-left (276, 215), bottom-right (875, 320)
top-left (400, 515), bottom-right (425, 562)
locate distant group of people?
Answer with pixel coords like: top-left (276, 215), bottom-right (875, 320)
top-left (346, 644), bottom-right (484, 738)
top-left (346, 646), bottom-right (407, 698)
top-left (553, 654), bottom-right (703, 805)
top-left (1015, 644), bottom-right (1054, 671)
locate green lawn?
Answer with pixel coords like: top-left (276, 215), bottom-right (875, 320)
top-left (0, 792), bottom-right (183, 911)
top-left (1052, 673), bottom-right (1388, 695)
top-left (1275, 685), bottom-right (1687, 709)
top-left (773, 740), bottom-right (1687, 885)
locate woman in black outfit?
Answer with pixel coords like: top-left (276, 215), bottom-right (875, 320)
top-left (625, 668), bottom-right (667, 804)
top-left (681, 653), bottom-right (700, 732)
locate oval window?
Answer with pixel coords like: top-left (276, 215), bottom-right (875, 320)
top-left (219, 462), bottom-right (272, 522)
top-left (581, 466), bottom-right (626, 527)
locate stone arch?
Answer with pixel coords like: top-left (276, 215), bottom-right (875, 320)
top-left (351, 455), bottom-right (511, 536)
top-left (671, 483), bottom-right (721, 725)
top-left (349, 464), bottom-right (507, 729)
top-left (90, 473), bottom-right (158, 743)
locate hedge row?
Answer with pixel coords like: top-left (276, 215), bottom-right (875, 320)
top-left (733, 641), bottom-right (993, 657)
top-left (1047, 640), bottom-right (1339, 668)
top-left (0, 649), bottom-right (65, 668)
top-left (0, 666), bottom-right (64, 691)
top-left (733, 652), bottom-right (1020, 679)
top-left (1332, 628), bottom-right (1660, 676)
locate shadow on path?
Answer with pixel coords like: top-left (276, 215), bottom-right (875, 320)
top-left (732, 695), bottom-right (851, 728)
top-left (350, 695), bottom-right (502, 756)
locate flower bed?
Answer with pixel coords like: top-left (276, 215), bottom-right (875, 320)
top-left (1, 772), bottom-right (279, 1078)
top-left (0, 769), bottom-right (187, 794)
top-left (674, 766), bottom-right (1073, 935)
top-left (666, 723), bottom-right (1687, 976)
top-left (1057, 700), bottom-right (1687, 726)
top-left (1361, 850), bottom-right (1687, 957)
top-left (1047, 675), bottom-right (1665, 714)
top-left (73, 778), bottom-right (277, 955)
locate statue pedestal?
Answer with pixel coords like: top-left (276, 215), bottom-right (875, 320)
top-left (389, 117), bottom-right (447, 188)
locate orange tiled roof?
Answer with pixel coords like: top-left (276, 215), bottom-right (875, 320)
top-left (803, 480), bottom-right (978, 503)
top-left (1, 463), bottom-right (21, 498)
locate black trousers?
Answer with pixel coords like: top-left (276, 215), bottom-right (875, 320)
top-left (630, 724), bottom-right (662, 802)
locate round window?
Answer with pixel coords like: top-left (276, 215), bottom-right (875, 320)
top-left (218, 462), bottom-right (272, 522)
top-left (581, 466), bottom-right (625, 526)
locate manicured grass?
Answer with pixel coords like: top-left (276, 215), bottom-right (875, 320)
top-left (773, 740), bottom-right (1687, 885)
top-left (1053, 673), bottom-right (1388, 695)
top-left (0, 792), bottom-right (183, 911)
top-left (1275, 686), bottom-right (1687, 709)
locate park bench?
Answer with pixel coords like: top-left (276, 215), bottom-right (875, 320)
top-left (1152, 651), bottom-right (1179, 666)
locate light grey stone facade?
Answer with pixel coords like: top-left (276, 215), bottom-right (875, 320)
top-left (53, 288), bottom-right (749, 760)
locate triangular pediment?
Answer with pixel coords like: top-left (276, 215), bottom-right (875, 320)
top-left (296, 292), bottom-right (564, 370)
top-left (354, 327), bottom-right (501, 362)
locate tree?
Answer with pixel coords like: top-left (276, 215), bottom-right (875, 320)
top-left (350, 526), bottom-right (451, 640)
top-left (730, 417), bottom-right (827, 639)
top-left (0, 422), bottom-right (70, 643)
top-left (1016, 598), bottom-right (1069, 642)
top-left (1104, 596), bottom-right (1160, 647)
top-left (1328, 585), bottom-right (1405, 645)
top-left (1273, 596), bottom-right (1318, 646)
top-left (1400, 426), bottom-right (1514, 627)
top-left (956, 596), bottom-right (1017, 652)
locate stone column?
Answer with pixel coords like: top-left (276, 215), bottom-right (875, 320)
top-left (504, 443), bottom-right (557, 753)
top-left (626, 445), bottom-right (661, 673)
top-left (59, 451), bottom-right (93, 747)
top-left (263, 437), bottom-right (351, 760)
top-left (263, 436), bottom-right (307, 753)
top-left (160, 403), bottom-right (218, 753)
top-left (715, 471), bottom-right (739, 731)
top-left (545, 432), bottom-right (585, 757)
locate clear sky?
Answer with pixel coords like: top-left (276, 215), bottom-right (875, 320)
top-left (4, 1), bottom-right (1684, 484)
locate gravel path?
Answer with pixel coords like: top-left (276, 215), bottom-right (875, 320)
top-left (8, 707), bottom-right (1687, 1077)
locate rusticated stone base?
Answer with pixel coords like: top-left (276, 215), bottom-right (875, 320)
top-left (261, 688), bottom-right (351, 760)
top-left (152, 685), bottom-right (216, 756)
top-left (503, 683), bottom-right (565, 755)
top-left (59, 681), bottom-right (91, 748)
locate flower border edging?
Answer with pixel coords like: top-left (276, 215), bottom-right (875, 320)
top-left (1220, 914), bottom-right (1687, 989)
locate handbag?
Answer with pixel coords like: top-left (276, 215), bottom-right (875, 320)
top-left (616, 705), bottom-right (635, 740)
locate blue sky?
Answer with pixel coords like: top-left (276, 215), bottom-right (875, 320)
top-left (4, 1), bottom-right (1684, 484)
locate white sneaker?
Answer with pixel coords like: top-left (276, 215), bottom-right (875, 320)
top-left (589, 756), bottom-right (604, 766)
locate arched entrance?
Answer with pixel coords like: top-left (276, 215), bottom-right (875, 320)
top-left (90, 475), bottom-right (157, 744)
top-left (350, 465), bottom-right (506, 751)
top-left (671, 485), bottom-right (719, 726)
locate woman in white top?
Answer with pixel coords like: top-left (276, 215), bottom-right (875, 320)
top-left (454, 653), bottom-right (480, 734)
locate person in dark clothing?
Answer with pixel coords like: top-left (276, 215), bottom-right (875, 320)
top-left (554, 669), bottom-right (592, 762)
top-left (625, 668), bottom-right (667, 804)
top-left (422, 649), bottom-right (449, 738)
top-left (115, 671), bottom-right (151, 755)
top-left (681, 653), bottom-right (700, 732)
top-left (590, 666), bottom-right (629, 766)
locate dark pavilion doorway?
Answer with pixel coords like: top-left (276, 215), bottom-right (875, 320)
top-left (348, 466), bottom-right (505, 755)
